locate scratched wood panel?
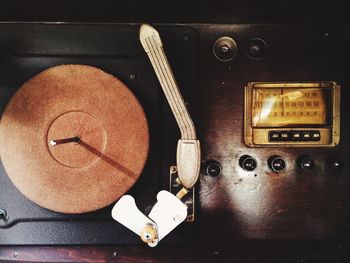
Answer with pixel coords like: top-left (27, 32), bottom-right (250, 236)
top-left (197, 25), bottom-right (350, 243)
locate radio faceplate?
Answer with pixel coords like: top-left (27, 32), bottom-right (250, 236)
top-left (198, 24), bottom-right (350, 242)
top-left (244, 82), bottom-right (340, 147)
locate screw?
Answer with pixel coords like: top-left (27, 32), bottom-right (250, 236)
top-left (129, 74), bottom-right (136, 80)
top-left (220, 45), bottom-right (230, 53)
top-left (143, 232), bottom-right (152, 241)
top-left (0, 209), bottom-right (7, 220)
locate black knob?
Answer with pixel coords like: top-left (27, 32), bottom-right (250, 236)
top-left (299, 156), bottom-right (316, 170)
top-left (327, 157), bottom-right (343, 170)
top-left (204, 161), bottom-right (222, 177)
top-left (268, 156), bottom-right (286, 173)
top-left (239, 155), bottom-right (257, 171)
top-left (247, 38), bottom-right (266, 59)
top-left (213, 37), bottom-right (238, 61)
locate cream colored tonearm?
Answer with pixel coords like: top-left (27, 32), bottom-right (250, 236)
top-left (111, 24), bottom-right (201, 247)
top-left (139, 24), bottom-right (201, 189)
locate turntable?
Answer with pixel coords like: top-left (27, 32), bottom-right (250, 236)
top-left (0, 23), bottom-right (200, 246)
top-left (1, 4), bottom-right (350, 262)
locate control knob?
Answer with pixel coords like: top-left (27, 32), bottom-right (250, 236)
top-left (268, 155), bottom-right (286, 173)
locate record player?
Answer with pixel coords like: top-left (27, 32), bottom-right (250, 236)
top-left (1, 1), bottom-right (350, 262)
top-left (0, 23), bottom-right (200, 246)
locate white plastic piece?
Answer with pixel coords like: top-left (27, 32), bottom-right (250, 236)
top-left (148, 190), bottom-right (188, 242)
top-left (112, 191), bottom-right (187, 247)
top-left (111, 195), bottom-right (158, 243)
top-left (177, 140), bottom-right (201, 189)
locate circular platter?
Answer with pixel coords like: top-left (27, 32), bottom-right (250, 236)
top-left (0, 64), bottom-right (149, 214)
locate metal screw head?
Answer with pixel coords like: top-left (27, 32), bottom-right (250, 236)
top-left (0, 209), bottom-right (7, 220)
top-left (140, 225), bottom-right (157, 243)
top-left (213, 37), bottom-right (238, 61)
top-left (220, 45), bottom-right (230, 53)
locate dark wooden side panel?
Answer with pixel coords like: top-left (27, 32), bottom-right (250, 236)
top-left (197, 24), bottom-right (350, 243)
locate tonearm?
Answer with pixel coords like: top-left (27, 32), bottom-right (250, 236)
top-left (111, 24), bottom-right (201, 247)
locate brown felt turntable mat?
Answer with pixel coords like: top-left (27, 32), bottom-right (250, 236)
top-left (0, 64), bottom-right (149, 214)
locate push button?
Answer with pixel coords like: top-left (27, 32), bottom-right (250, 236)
top-left (310, 131), bottom-right (321, 141)
top-left (291, 132), bottom-right (301, 140)
top-left (269, 130), bottom-right (321, 142)
top-left (269, 132), bottom-right (280, 141)
top-left (271, 133), bottom-right (280, 139)
top-left (281, 133), bottom-right (289, 139)
top-left (301, 132), bottom-right (311, 139)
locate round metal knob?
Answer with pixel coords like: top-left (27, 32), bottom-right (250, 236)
top-left (239, 155), bottom-right (257, 171)
top-left (205, 160), bottom-right (222, 177)
top-left (299, 156), bottom-right (316, 170)
top-left (213, 37), bottom-right (238, 61)
top-left (327, 157), bottom-right (343, 170)
top-left (268, 156), bottom-right (286, 173)
top-left (247, 38), bottom-right (266, 59)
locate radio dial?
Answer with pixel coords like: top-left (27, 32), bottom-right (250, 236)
top-left (239, 155), bottom-right (257, 171)
top-left (328, 157), bottom-right (343, 170)
top-left (299, 156), bottom-right (316, 170)
top-left (204, 161), bottom-right (222, 177)
top-left (268, 156), bottom-right (286, 173)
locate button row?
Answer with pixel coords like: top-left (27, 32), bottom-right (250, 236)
top-left (203, 156), bottom-right (343, 176)
top-left (237, 155), bottom-right (343, 173)
top-left (269, 130), bottom-right (320, 142)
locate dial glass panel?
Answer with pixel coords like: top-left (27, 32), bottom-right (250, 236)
top-left (252, 88), bottom-right (332, 127)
